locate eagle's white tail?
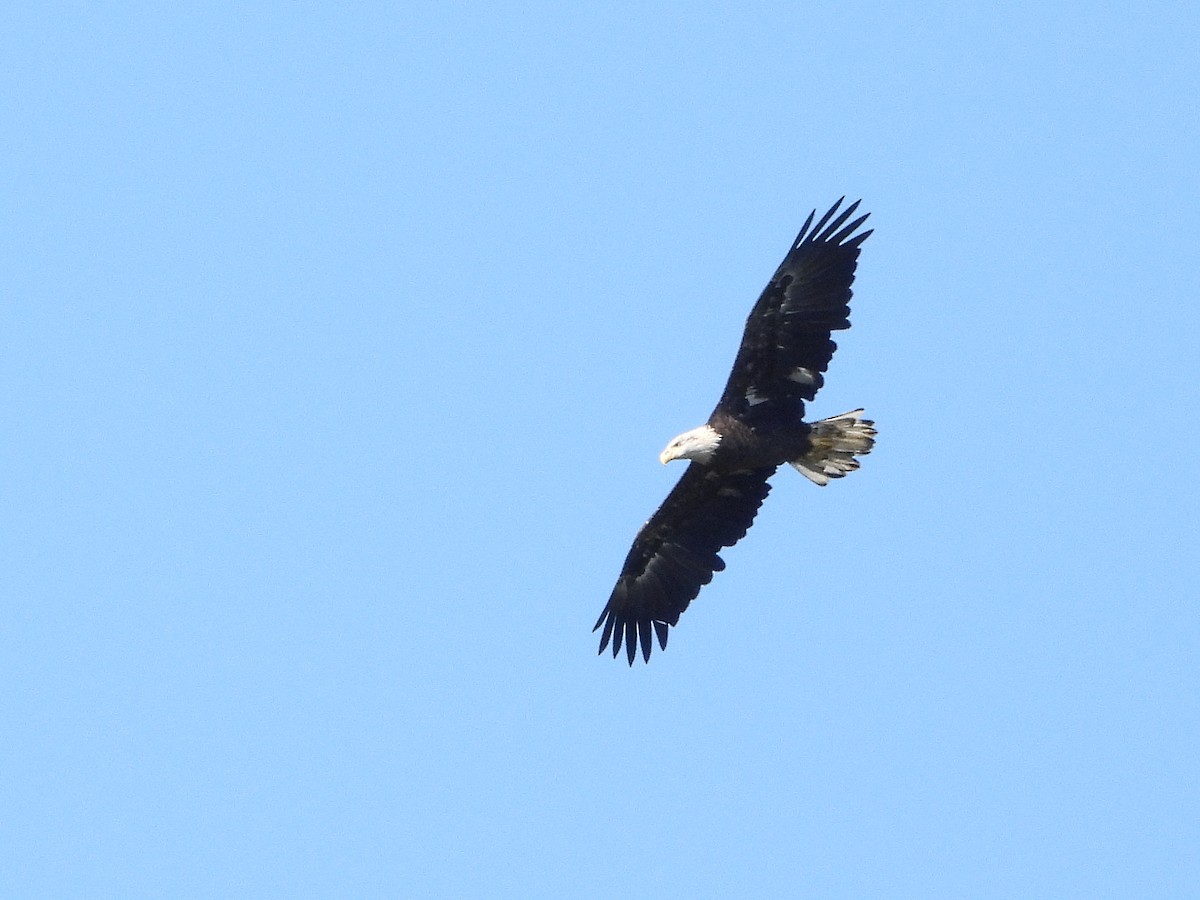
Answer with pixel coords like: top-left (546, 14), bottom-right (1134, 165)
top-left (790, 409), bottom-right (876, 486)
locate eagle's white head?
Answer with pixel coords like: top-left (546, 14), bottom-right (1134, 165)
top-left (659, 425), bottom-right (722, 465)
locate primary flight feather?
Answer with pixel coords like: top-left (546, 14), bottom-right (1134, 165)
top-left (595, 198), bottom-right (876, 664)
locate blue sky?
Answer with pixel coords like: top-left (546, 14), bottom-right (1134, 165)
top-left (4, 2), bottom-right (1198, 896)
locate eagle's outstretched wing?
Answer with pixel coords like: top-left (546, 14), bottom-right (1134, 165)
top-left (714, 198), bottom-right (871, 427)
top-left (594, 463), bottom-right (775, 664)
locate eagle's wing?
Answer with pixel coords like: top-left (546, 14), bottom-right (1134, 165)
top-left (594, 463), bottom-right (775, 664)
top-left (714, 198), bottom-right (872, 426)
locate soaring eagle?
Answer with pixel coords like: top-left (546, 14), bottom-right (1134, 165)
top-left (594, 198), bottom-right (876, 664)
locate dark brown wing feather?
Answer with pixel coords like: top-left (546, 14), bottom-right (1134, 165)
top-left (714, 198), bottom-right (872, 428)
top-left (594, 463), bottom-right (775, 664)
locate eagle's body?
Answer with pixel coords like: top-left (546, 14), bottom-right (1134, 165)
top-left (594, 198), bottom-right (876, 664)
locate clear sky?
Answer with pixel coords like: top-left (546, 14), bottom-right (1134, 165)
top-left (4, 2), bottom-right (1198, 897)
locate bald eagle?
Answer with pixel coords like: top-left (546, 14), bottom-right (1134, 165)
top-left (594, 198), bottom-right (876, 664)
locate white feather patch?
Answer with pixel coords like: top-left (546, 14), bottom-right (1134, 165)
top-left (788, 367), bottom-right (817, 385)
